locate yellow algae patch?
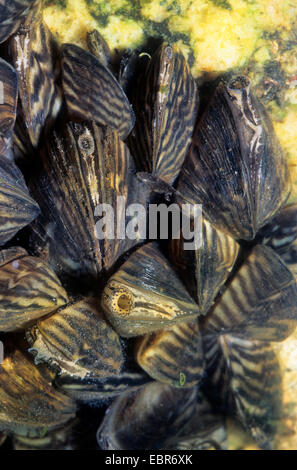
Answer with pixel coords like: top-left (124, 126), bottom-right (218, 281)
top-left (44, 0), bottom-right (98, 47)
top-left (169, 0), bottom-right (259, 75)
top-left (252, 0), bottom-right (297, 32)
top-left (99, 16), bottom-right (144, 51)
top-left (140, 0), bottom-right (172, 22)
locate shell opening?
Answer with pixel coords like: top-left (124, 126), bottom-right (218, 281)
top-left (110, 288), bottom-right (134, 316)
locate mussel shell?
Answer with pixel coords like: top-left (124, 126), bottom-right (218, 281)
top-left (256, 203), bottom-right (297, 254)
top-left (61, 44), bottom-right (135, 140)
top-left (0, 349), bottom-right (76, 437)
top-left (135, 320), bottom-right (204, 388)
top-left (0, 155), bottom-right (40, 244)
top-left (128, 43), bottom-right (198, 184)
top-left (170, 218), bottom-right (239, 315)
top-left (164, 392), bottom-right (227, 450)
top-left (101, 242), bottom-right (200, 337)
top-left (177, 76), bottom-right (290, 240)
top-left (280, 239), bottom-right (297, 278)
top-left (28, 121), bottom-right (150, 284)
top-left (10, 14), bottom-right (62, 154)
top-left (27, 297), bottom-right (125, 380)
top-left (0, 247), bottom-right (68, 332)
top-left (0, 58), bottom-right (18, 156)
top-left (201, 244), bottom-right (297, 342)
top-left (203, 334), bottom-right (282, 449)
top-left (0, 0), bottom-right (40, 44)
top-left (55, 370), bottom-right (152, 404)
top-left (97, 382), bottom-right (197, 450)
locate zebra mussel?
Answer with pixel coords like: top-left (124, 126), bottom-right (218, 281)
top-left (0, 0), bottom-right (296, 451)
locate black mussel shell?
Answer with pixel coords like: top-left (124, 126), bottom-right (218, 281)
top-left (61, 43), bottom-right (135, 140)
top-left (28, 121), bottom-right (150, 284)
top-left (177, 76), bottom-right (290, 240)
top-left (256, 204), bottom-right (297, 254)
top-left (97, 382), bottom-right (197, 450)
top-left (10, 12), bottom-right (62, 157)
top-left (128, 43), bottom-right (198, 185)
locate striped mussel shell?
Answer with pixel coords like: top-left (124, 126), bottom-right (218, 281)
top-left (0, 58), bottom-right (40, 243)
top-left (163, 391), bottom-right (227, 450)
top-left (0, 246), bottom-right (68, 332)
top-left (128, 43), bottom-right (198, 184)
top-left (9, 8), bottom-right (62, 157)
top-left (256, 203), bottom-right (297, 255)
top-left (97, 382), bottom-right (197, 450)
top-left (0, 349), bottom-right (76, 437)
top-left (177, 76), bottom-right (290, 240)
top-left (202, 334), bottom-right (282, 449)
top-left (0, 155), bottom-right (40, 244)
top-left (101, 242), bottom-right (200, 337)
top-left (28, 121), bottom-right (150, 284)
top-left (55, 370), bottom-right (151, 404)
top-left (201, 244), bottom-right (297, 342)
top-left (61, 42), bottom-right (135, 140)
top-left (170, 218), bottom-right (240, 315)
top-left (0, 0), bottom-right (41, 44)
top-left (0, 57), bottom-right (18, 156)
top-left (135, 320), bottom-right (204, 388)
top-left (27, 297), bottom-right (125, 380)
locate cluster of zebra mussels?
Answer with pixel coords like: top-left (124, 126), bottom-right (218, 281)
top-left (0, 0), bottom-right (297, 450)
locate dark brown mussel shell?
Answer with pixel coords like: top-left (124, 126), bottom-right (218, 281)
top-left (61, 43), bottom-right (135, 140)
top-left (9, 10), bottom-right (62, 157)
top-left (256, 203), bottom-right (297, 254)
top-left (202, 244), bottom-right (297, 342)
top-left (0, 155), bottom-right (40, 244)
top-left (28, 121), bottom-right (150, 284)
top-left (101, 242), bottom-right (200, 337)
top-left (177, 76), bottom-right (290, 240)
top-left (170, 218), bottom-right (239, 315)
top-left (55, 370), bottom-right (151, 404)
top-left (0, 57), bottom-right (18, 156)
top-left (0, 58), bottom-right (40, 242)
top-left (0, 0), bottom-right (41, 44)
top-left (0, 349), bottom-right (76, 437)
top-left (27, 297), bottom-right (125, 380)
top-left (203, 335), bottom-right (282, 449)
top-left (135, 320), bottom-right (204, 388)
top-left (128, 43), bottom-right (198, 184)
top-left (0, 247), bottom-right (68, 332)
top-left (97, 382), bottom-right (197, 450)
top-left (163, 391), bottom-right (227, 450)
